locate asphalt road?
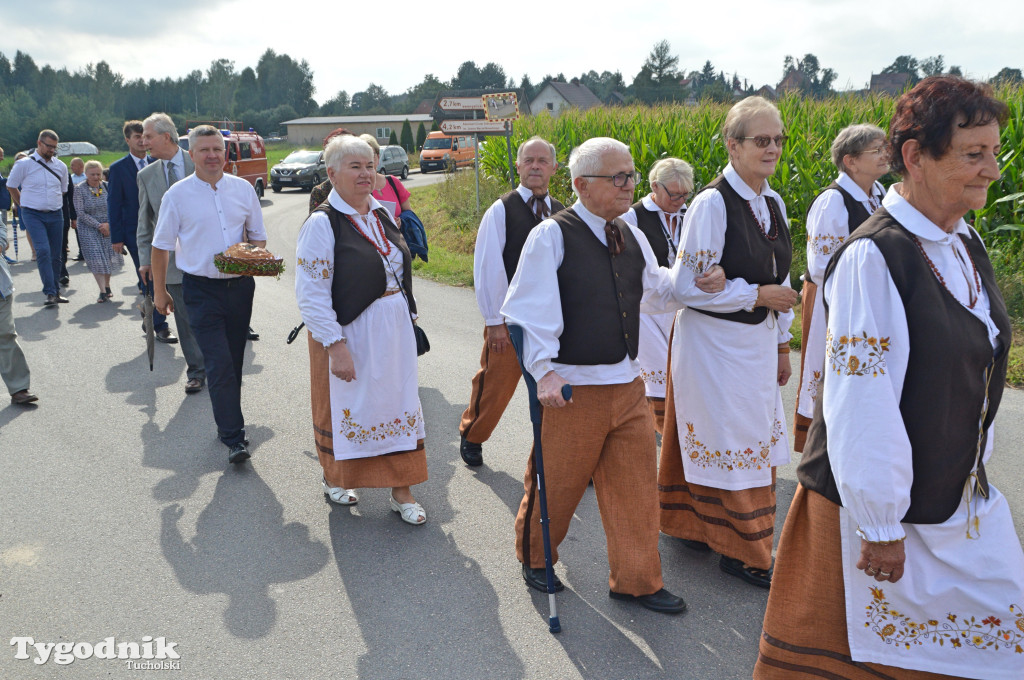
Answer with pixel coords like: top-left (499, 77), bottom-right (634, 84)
top-left (1, 190), bottom-right (1021, 680)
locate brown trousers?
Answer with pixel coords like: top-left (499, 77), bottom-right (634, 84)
top-left (459, 328), bottom-right (523, 444)
top-left (646, 396), bottom-right (666, 435)
top-left (515, 378), bottom-right (663, 597)
top-left (308, 333), bottom-right (427, 489)
top-left (755, 485), bottom-right (960, 680)
top-left (792, 281), bottom-right (817, 452)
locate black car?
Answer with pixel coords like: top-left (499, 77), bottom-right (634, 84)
top-left (270, 150), bottom-right (326, 192)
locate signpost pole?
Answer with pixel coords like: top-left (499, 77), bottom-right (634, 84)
top-left (473, 110), bottom-right (480, 213)
top-left (505, 121), bottom-right (515, 186)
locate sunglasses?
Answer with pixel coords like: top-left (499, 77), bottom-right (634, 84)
top-left (737, 135), bottom-right (788, 149)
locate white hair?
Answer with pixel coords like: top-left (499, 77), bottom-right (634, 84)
top-left (568, 137), bottom-right (631, 197)
top-left (144, 113), bottom-right (179, 144)
top-left (649, 157), bottom-right (694, 193)
top-left (516, 136), bottom-right (556, 164)
top-left (187, 124), bottom-right (224, 150)
top-left (325, 135), bottom-right (373, 171)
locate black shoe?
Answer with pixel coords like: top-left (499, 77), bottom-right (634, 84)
top-left (522, 564), bottom-right (564, 593)
top-left (247, 326), bottom-right (259, 341)
top-left (44, 295), bottom-right (59, 307)
top-left (609, 588), bottom-right (688, 614)
top-left (460, 434), bottom-right (483, 466)
top-left (228, 442), bottom-right (250, 464)
top-left (155, 328), bottom-right (178, 344)
top-left (719, 555), bottom-right (772, 589)
top-left (56, 294), bottom-right (69, 303)
top-left (678, 538), bottom-right (711, 552)
top-left (60, 276), bottom-right (70, 286)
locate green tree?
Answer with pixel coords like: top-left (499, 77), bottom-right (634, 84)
top-left (416, 122), bottom-right (427, 149)
top-left (256, 49), bottom-right (316, 114)
top-left (881, 55), bottom-right (920, 85)
top-left (400, 119), bottom-right (414, 152)
top-left (643, 40), bottom-right (679, 84)
top-left (478, 62), bottom-right (508, 89)
top-left (388, 130), bottom-right (398, 145)
top-left (452, 61), bottom-right (483, 89)
top-left (920, 55), bottom-right (945, 78)
top-left (991, 67), bottom-right (1023, 85)
top-left (203, 58), bottom-right (237, 117)
top-left (234, 67), bottom-right (260, 114)
top-left (320, 90), bottom-right (351, 115)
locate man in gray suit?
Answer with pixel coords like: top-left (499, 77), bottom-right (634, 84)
top-left (137, 112), bottom-right (206, 394)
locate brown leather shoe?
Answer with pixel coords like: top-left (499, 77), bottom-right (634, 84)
top-left (184, 378), bottom-right (204, 394)
top-left (11, 390), bottom-right (38, 405)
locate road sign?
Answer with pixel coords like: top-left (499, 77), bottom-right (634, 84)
top-left (438, 97), bottom-right (484, 111)
top-left (482, 92), bottom-right (520, 122)
top-left (439, 119), bottom-right (510, 134)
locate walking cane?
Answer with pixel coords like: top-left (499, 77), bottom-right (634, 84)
top-left (507, 324), bottom-right (572, 634)
top-left (12, 209), bottom-right (19, 260)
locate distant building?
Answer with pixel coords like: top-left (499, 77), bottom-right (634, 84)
top-left (604, 91), bottom-right (627, 107)
top-left (281, 114), bottom-right (433, 146)
top-left (777, 70), bottom-right (808, 95)
top-left (755, 85), bottom-right (778, 100)
top-left (870, 73), bottom-right (912, 96)
top-left (529, 80), bottom-right (602, 116)
top-left (411, 99), bottom-right (433, 115)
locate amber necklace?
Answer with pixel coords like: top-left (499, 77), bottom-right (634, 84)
top-left (910, 233), bottom-right (980, 309)
top-left (345, 211), bottom-right (392, 257)
top-left (745, 198), bottom-right (779, 241)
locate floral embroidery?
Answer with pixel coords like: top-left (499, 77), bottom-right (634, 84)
top-left (640, 368), bottom-right (666, 386)
top-left (682, 419), bottom-right (783, 471)
top-left (298, 257), bottom-right (332, 280)
top-left (865, 588), bottom-right (1024, 653)
top-left (808, 233), bottom-right (845, 257)
top-left (827, 329), bottom-right (890, 377)
top-left (677, 248), bottom-right (719, 275)
top-left (807, 370), bottom-right (822, 403)
top-left (338, 408), bottom-right (422, 445)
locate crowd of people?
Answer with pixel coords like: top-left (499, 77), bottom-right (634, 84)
top-left (2, 75), bottom-right (1021, 678)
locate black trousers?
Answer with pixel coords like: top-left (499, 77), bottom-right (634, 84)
top-left (182, 273), bottom-right (254, 447)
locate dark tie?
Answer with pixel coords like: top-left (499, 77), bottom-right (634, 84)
top-left (605, 221), bottom-right (626, 256)
top-left (137, 158), bottom-right (146, 171)
top-left (166, 161), bottom-right (179, 186)
top-left (528, 194), bottom-right (549, 221)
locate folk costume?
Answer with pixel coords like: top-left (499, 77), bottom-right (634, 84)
top-left (295, 190), bottom-right (427, 490)
top-left (755, 188), bottom-right (1023, 680)
top-left (793, 173), bottom-right (885, 451)
top-left (659, 163), bottom-right (794, 572)
top-left (622, 194), bottom-right (685, 432)
top-left (460, 186), bottom-right (564, 449)
top-left (501, 200), bottom-right (679, 596)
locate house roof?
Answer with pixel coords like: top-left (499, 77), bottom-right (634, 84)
top-left (539, 81), bottom-right (602, 110)
top-left (869, 73), bottom-right (911, 95)
top-left (282, 114), bottom-right (433, 125)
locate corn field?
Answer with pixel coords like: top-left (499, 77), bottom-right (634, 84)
top-left (478, 88), bottom-right (1024, 311)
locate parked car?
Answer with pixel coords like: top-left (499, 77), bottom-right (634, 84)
top-left (419, 132), bottom-right (476, 173)
top-left (378, 145), bottom-right (409, 179)
top-left (179, 124), bottom-right (269, 197)
top-left (269, 149), bottom-right (326, 192)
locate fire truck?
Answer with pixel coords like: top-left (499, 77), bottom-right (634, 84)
top-left (178, 121), bottom-right (269, 198)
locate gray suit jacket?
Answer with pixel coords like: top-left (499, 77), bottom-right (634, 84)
top-left (137, 152), bottom-right (195, 285)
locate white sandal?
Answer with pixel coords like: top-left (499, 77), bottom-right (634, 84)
top-left (390, 495), bottom-right (426, 525)
top-left (322, 478), bottom-right (358, 505)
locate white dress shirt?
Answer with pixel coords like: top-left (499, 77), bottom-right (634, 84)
top-left (473, 185), bottom-right (554, 326)
top-left (621, 193), bottom-right (685, 259)
top-left (6, 152), bottom-right (69, 211)
top-left (501, 199), bottom-right (677, 385)
top-left (152, 173), bottom-right (267, 279)
top-left (805, 172), bottom-right (885, 286)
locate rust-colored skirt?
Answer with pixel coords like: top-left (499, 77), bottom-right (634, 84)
top-left (754, 485), bottom-right (962, 680)
top-left (308, 333), bottom-right (427, 489)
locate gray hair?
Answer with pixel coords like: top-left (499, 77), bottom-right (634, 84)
top-left (568, 137), bottom-right (631, 197)
top-left (188, 125), bottom-right (224, 149)
top-left (516, 136), bottom-right (557, 164)
top-left (325, 135), bottom-right (373, 171)
top-left (721, 96), bottom-right (782, 140)
top-left (358, 133), bottom-right (381, 155)
top-left (831, 123), bottom-right (886, 172)
top-left (649, 157), bottom-right (694, 193)
top-left (84, 160), bottom-right (103, 173)
top-left (38, 129), bottom-right (59, 142)
top-left (143, 113), bottom-right (178, 144)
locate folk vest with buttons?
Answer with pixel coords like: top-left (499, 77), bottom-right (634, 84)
top-left (803, 182), bottom-right (871, 285)
top-left (553, 209), bottom-right (644, 365)
top-left (315, 204), bottom-right (415, 326)
top-left (500, 191), bottom-right (565, 283)
top-left (630, 200), bottom-right (679, 268)
top-left (692, 175), bottom-right (791, 324)
top-left (798, 209), bottom-right (1011, 524)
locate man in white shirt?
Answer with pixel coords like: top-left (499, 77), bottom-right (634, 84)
top-left (6, 129), bottom-right (70, 306)
top-left (458, 136), bottom-right (564, 466)
top-left (151, 125), bottom-right (267, 464)
top-left (69, 158), bottom-right (87, 185)
top-left (502, 137), bottom-right (703, 614)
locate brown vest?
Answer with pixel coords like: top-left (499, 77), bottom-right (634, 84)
top-left (630, 200), bottom-right (682, 268)
top-left (692, 175), bottom-right (792, 324)
top-left (804, 182), bottom-right (872, 285)
top-left (500, 191), bottom-right (565, 283)
top-left (553, 209), bottom-right (644, 366)
top-left (315, 205), bottom-right (415, 325)
top-left (799, 209), bottom-right (1011, 524)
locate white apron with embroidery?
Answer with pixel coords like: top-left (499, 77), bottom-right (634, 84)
top-left (639, 310), bottom-right (675, 399)
top-left (839, 492), bottom-right (1024, 679)
top-left (328, 248), bottom-right (424, 460)
top-left (670, 309), bottom-right (789, 490)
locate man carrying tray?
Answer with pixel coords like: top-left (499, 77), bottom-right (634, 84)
top-left (151, 125), bottom-right (268, 464)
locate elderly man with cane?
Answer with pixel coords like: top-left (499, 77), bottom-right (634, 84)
top-left (501, 137), bottom-right (724, 615)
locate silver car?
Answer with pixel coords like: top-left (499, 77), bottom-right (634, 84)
top-left (377, 145), bottom-right (410, 179)
top-left (270, 149), bottom-right (326, 192)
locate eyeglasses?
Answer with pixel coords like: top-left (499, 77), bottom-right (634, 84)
top-left (737, 135), bottom-right (788, 148)
top-left (861, 146), bottom-right (889, 158)
top-left (655, 182), bottom-right (691, 202)
top-left (582, 171), bottom-right (640, 187)
top-left (39, 140), bottom-right (58, 150)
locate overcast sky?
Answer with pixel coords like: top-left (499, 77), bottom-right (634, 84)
top-left (6, 0), bottom-right (1023, 105)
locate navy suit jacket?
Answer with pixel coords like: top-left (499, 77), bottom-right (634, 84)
top-left (107, 154), bottom-right (150, 245)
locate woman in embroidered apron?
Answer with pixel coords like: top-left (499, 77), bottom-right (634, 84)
top-left (295, 135), bottom-right (428, 525)
top-left (659, 96), bottom-right (798, 589)
top-left (756, 76), bottom-right (1022, 680)
top-left (792, 124), bottom-right (888, 451)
